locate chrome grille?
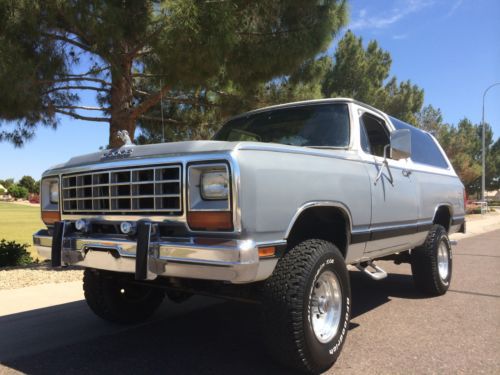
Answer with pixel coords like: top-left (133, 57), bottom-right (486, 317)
top-left (62, 165), bottom-right (182, 214)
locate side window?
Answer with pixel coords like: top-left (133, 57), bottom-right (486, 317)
top-left (359, 120), bottom-right (371, 154)
top-left (411, 131), bottom-right (449, 168)
top-left (359, 113), bottom-right (390, 157)
top-left (390, 116), bottom-right (449, 169)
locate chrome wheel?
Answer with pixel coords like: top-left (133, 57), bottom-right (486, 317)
top-left (310, 270), bottom-right (342, 343)
top-left (437, 241), bottom-right (449, 280)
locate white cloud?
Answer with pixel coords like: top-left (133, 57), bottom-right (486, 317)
top-left (446, 0), bottom-right (464, 17)
top-left (350, 0), bottom-right (435, 30)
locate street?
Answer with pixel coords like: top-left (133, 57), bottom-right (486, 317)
top-left (1, 230), bottom-right (499, 374)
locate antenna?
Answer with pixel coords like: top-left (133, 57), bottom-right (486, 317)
top-left (160, 79), bottom-right (165, 143)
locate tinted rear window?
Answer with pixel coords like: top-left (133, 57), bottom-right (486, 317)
top-left (391, 117), bottom-right (449, 169)
top-left (214, 104), bottom-right (350, 147)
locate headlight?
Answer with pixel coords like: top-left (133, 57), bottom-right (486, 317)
top-left (201, 171), bottom-right (229, 200)
top-left (187, 162), bottom-right (231, 216)
top-left (187, 163), bottom-right (231, 229)
top-left (41, 177), bottom-right (60, 225)
top-left (49, 181), bottom-right (59, 204)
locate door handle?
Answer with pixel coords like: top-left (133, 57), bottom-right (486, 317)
top-left (402, 169), bottom-right (412, 177)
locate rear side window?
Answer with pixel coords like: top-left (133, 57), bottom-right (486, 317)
top-left (391, 117), bottom-right (449, 169)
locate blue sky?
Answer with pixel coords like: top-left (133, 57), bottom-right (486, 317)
top-left (1, 0), bottom-right (499, 181)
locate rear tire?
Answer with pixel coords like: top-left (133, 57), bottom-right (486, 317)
top-left (83, 269), bottom-right (165, 324)
top-left (262, 239), bottom-right (351, 374)
top-left (411, 225), bottom-right (452, 296)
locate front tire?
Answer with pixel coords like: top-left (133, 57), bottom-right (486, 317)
top-left (83, 269), bottom-right (165, 324)
top-left (411, 225), bottom-right (452, 296)
top-left (262, 239), bottom-right (351, 374)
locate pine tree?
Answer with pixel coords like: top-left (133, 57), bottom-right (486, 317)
top-left (0, 0), bottom-right (348, 148)
top-left (322, 30), bottom-right (423, 124)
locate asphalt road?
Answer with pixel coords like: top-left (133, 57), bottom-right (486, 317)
top-left (1, 231), bottom-right (499, 374)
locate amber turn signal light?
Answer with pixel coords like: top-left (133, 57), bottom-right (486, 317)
top-left (258, 246), bottom-right (276, 258)
top-left (187, 211), bottom-right (233, 231)
top-left (42, 211), bottom-right (61, 225)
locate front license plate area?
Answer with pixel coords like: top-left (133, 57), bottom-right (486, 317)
top-left (84, 246), bottom-right (121, 258)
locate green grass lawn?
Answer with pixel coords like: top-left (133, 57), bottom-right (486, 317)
top-left (0, 202), bottom-right (43, 256)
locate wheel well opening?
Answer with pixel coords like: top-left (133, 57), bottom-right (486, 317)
top-left (433, 206), bottom-right (451, 232)
top-left (287, 207), bottom-right (349, 258)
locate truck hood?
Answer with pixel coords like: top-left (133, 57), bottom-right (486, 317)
top-left (45, 140), bottom-right (240, 173)
top-left (43, 140), bottom-right (354, 176)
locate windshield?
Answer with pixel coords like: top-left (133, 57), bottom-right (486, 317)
top-left (213, 103), bottom-right (350, 147)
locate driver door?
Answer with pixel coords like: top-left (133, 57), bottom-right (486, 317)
top-left (358, 110), bottom-right (418, 254)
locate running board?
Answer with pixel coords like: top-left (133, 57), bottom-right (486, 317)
top-left (355, 261), bottom-right (388, 281)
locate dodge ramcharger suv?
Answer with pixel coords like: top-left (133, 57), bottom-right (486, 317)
top-left (34, 98), bottom-right (466, 374)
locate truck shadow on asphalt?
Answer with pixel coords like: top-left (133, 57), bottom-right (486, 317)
top-left (349, 269), bottom-right (427, 322)
top-left (1, 270), bottom-right (425, 374)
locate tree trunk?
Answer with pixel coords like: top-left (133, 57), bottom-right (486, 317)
top-left (108, 58), bottom-right (134, 149)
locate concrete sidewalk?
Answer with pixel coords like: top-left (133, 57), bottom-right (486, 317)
top-left (451, 211), bottom-right (500, 240)
top-left (0, 281), bottom-right (83, 317)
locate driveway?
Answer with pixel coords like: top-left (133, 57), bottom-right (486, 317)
top-left (0, 230), bottom-right (499, 374)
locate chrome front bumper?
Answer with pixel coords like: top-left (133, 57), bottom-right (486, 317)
top-left (33, 226), bottom-right (276, 284)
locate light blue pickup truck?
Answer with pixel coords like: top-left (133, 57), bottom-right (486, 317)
top-left (34, 98), bottom-right (465, 373)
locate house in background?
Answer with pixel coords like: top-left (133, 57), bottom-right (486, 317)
top-left (485, 189), bottom-right (500, 202)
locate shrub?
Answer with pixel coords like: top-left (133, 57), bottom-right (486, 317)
top-left (0, 240), bottom-right (34, 267)
top-left (7, 184), bottom-right (29, 199)
top-left (465, 204), bottom-right (496, 214)
top-left (465, 207), bottom-right (481, 215)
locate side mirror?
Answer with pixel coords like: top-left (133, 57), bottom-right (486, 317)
top-left (390, 129), bottom-right (411, 160)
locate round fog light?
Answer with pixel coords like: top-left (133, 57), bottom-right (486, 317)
top-left (120, 221), bottom-right (135, 235)
top-left (75, 219), bottom-right (88, 232)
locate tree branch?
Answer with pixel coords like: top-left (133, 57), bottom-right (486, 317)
top-left (53, 9), bottom-right (95, 49)
top-left (163, 96), bottom-right (215, 107)
top-left (127, 20), bottom-right (165, 58)
top-left (43, 77), bottom-right (111, 86)
top-left (140, 115), bottom-right (183, 124)
top-left (132, 73), bottom-right (169, 78)
top-left (214, 90), bottom-right (236, 97)
top-left (130, 85), bottom-right (171, 120)
top-left (133, 89), bottom-right (151, 96)
top-left (55, 109), bottom-right (110, 122)
top-left (136, 47), bottom-right (153, 57)
top-left (55, 105), bottom-right (109, 111)
top-left (44, 85), bottom-right (110, 94)
top-left (42, 32), bottom-right (93, 53)
top-left (59, 65), bottom-right (111, 78)
top-left (236, 22), bottom-right (320, 37)
top-left (132, 89), bottom-right (220, 109)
